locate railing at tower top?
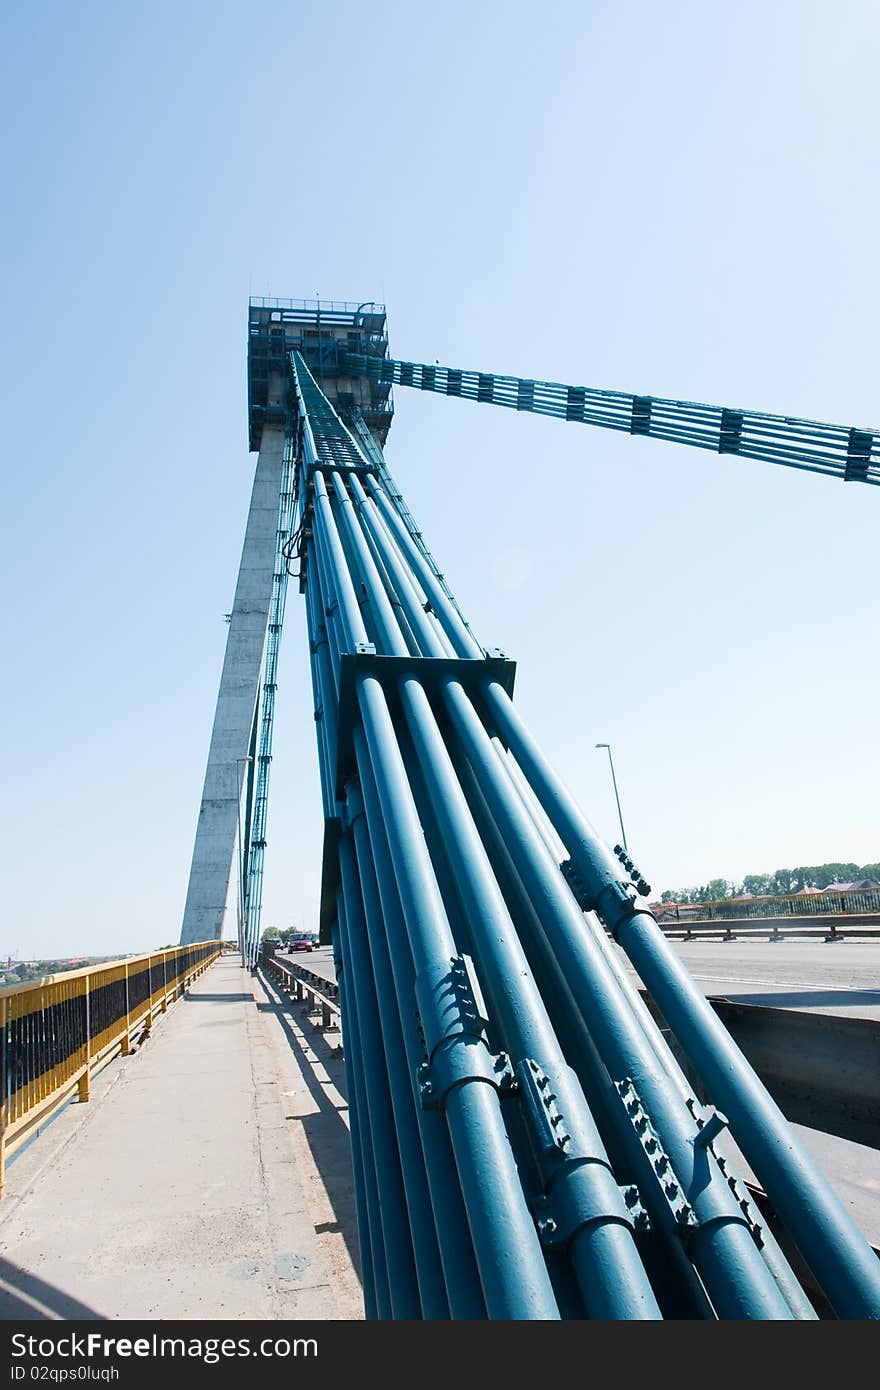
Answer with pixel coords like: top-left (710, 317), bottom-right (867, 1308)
top-left (286, 351), bottom-right (880, 1321)
top-left (249, 298), bottom-right (387, 323)
top-left (0, 941), bottom-right (221, 1193)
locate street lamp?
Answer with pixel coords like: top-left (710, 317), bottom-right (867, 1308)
top-left (595, 743), bottom-right (628, 852)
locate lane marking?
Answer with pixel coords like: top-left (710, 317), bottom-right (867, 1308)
top-left (682, 971), bottom-right (880, 994)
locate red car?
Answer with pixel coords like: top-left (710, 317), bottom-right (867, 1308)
top-left (286, 936), bottom-right (314, 952)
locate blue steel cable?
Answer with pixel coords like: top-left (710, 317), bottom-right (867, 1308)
top-left (396, 674), bottom-right (662, 1319)
top-left (441, 679), bottom-right (794, 1319)
top-left (334, 836), bottom-right (425, 1318)
top-left (308, 474), bottom-right (559, 1313)
top-left (481, 682), bottom-right (880, 1318)
top-left (338, 473), bottom-right (810, 1316)
top-left (353, 674), bottom-right (561, 1319)
top-left (363, 475), bottom-right (483, 659)
top-left (348, 759), bottom-right (489, 1319)
top-left (341, 351), bottom-right (880, 486)
top-left (446, 740), bottom-right (718, 1319)
top-left (332, 906), bottom-right (393, 1319)
top-left (337, 451), bottom-right (817, 1318)
top-left (343, 405), bottom-right (480, 645)
top-left (340, 793), bottom-right (452, 1318)
top-left (308, 467), bottom-right (539, 1312)
top-left (326, 923), bottom-right (378, 1320)
top-left (334, 462), bottom-right (660, 1315)
top-left (285, 349), bottom-right (879, 1320)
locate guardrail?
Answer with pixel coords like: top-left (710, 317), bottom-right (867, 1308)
top-left (640, 989), bottom-right (880, 1151)
top-left (260, 949), bottom-right (342, 1038)
top-left (656, 887), bottom-right (880, 922)
top-left (0, 941), bottom-right (221, 1192)
top-left (662, 915), bottom-right (880, 942)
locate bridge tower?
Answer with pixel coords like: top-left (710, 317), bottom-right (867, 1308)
top-left (179, 299), bottom-right (392, 946)
top-left (178, 296), bottom-right (880, 1321)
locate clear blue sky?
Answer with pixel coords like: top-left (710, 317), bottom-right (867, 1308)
top-left (1, 2), bottom-right (877, 959)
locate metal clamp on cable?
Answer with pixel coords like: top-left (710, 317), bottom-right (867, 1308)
top-left (616, 1078), bottom-right (698, 1231)
top-left (415, 953), bottom-right (490, 1049)
top-left (560, 857), bottom-right (646, 937)
top-left (418, 1036), bottom-right (515, 1110)
top-left (612, 845), bottom-right (651, 899)
top-left (417, 954), bottom-right (516, 1109)
top-left (594, 877), bottom-right (643, 937)
top-left (518, 1060), bottom-right (646, 1245)
top-left (533, 1182), bottom-right (649, 1248)
top-left (686, 1099), bottom-right (764, 1245)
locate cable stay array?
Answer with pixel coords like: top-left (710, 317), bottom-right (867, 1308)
top-left (272, 347), bottom-right (880, 1320)
top-left (340, 350), bottom-right (880, 486)
top-left (192, 299), bottom-right (880, 1318)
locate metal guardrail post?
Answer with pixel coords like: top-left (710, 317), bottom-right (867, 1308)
top-left (78, 977), bottom-right (91, 1103)
top-left (121, 961), bottom-right (131, 1055)
top-left (142, 955), bottom-right (153, 1039)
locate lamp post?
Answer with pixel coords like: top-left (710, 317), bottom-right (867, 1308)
top-left (595, 743), bottom-right (628, 852)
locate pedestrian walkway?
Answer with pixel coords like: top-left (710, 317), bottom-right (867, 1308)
top-left (0, 954), bottom-right (363, 1321)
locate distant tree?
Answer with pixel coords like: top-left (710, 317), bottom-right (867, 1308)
top-left (741, 874), bottom-right (769, 897)
top-left (769, 868), bottom-right (793, 895)
top-left (658, 859), bottom-right (879, 905)
top-left (261, 926), bottom-right (282, 943)
top-left (813, 862), bottom-right (860, 888)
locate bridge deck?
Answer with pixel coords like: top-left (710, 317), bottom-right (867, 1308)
top-left (0, 944), bottom-right (876, 1320)
top-left (0, 956), bottom-right (362, 1321)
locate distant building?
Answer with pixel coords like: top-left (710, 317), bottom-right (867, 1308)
top-left (824, 879), bottom-right (879, 892)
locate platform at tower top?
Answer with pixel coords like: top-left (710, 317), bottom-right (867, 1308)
top-left (247, 296), bottom-right (393, 453)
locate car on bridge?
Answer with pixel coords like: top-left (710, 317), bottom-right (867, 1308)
top-left (285, 935), bottom-right (315, 952)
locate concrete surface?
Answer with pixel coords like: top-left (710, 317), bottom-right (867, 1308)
top-left (180, 420), bottom-right (286, 945)
top-left (294, 939), bottom-right (880, 1019)
top-left (0, 955), bottom-right (363, 1321)
top-left (618, 938), bottom-right (880, 1020)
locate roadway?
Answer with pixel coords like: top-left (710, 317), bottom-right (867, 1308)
top-left (281, 938), bottom-right (880, 1019)
top-left (0, 941), bottom-right (876, 1319)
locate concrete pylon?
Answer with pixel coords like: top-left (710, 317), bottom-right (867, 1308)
top-left (180, 424), bottom-right (286, 944)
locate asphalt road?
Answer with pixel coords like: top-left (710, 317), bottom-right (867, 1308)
top-left (619, 938), bottom-right (880, 1020)
top-left (281, 939), bottom-right (880, 1020)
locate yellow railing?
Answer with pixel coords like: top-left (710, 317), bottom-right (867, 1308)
top-left (0, 940), bottom-right (222, 1192)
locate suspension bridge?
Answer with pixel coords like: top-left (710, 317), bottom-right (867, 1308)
top-left (2, 299), bottom-right (878, 1321)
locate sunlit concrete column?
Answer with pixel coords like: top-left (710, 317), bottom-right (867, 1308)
top-left (180, 424), bottom-right (285, 944)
